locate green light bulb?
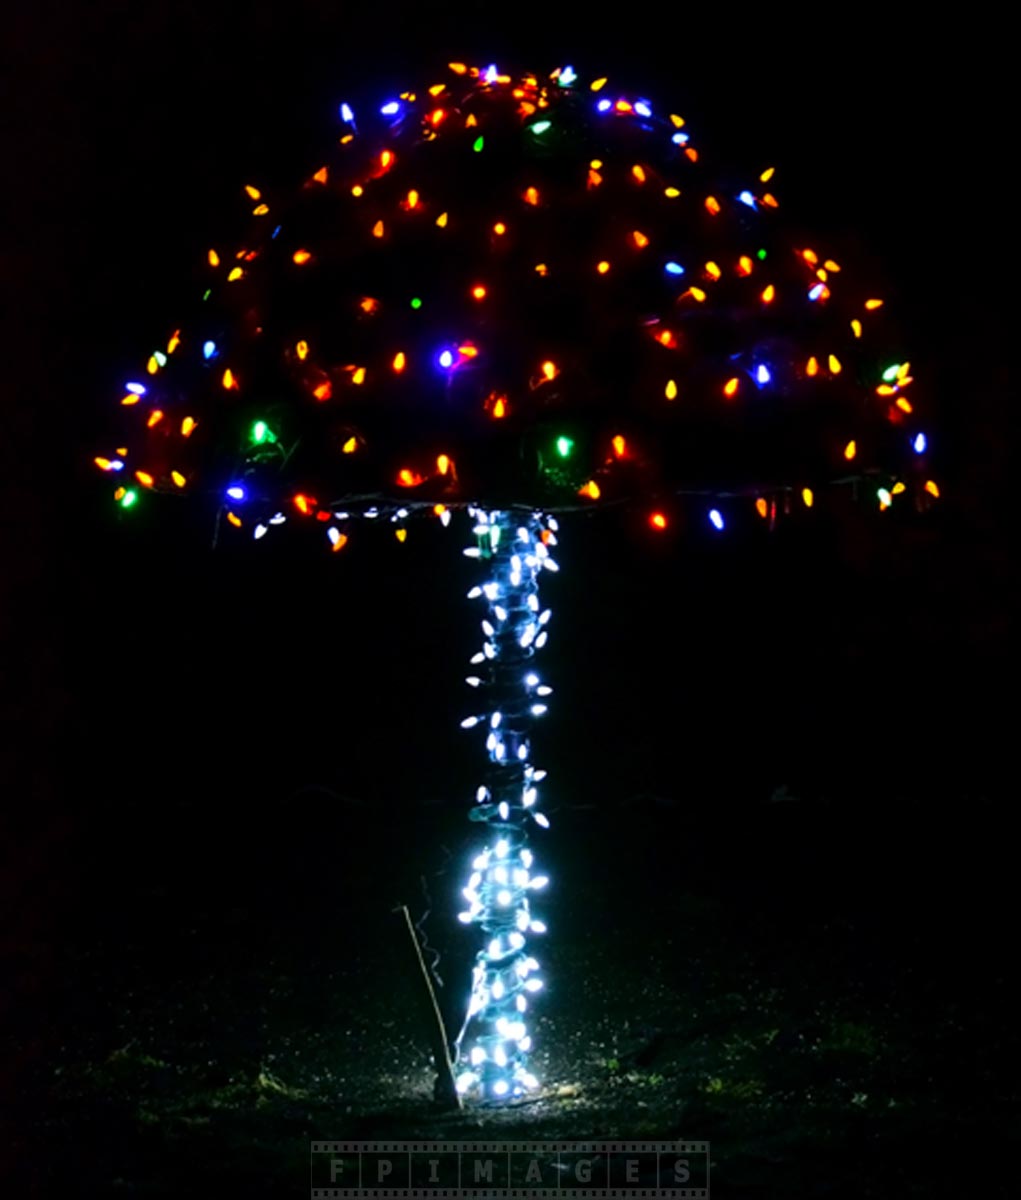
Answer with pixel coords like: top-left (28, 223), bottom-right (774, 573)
top-left (556, 436), bottom-right (574, 458)
top-left (882, 364), bottom-right (900, 382)
top-left (473, 136), bottom-right (484, 153)
top-left (531, 120), bottom-right (551, 135)
top-left (120, 489), bottom-right (138, 509)
top-left (410, 297), bottom-right (422, 309)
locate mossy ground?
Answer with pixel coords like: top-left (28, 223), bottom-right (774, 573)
top-left (7, 795), bottom-right (1015, 1197)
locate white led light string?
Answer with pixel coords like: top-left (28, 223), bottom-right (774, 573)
top-left (453, 507), bottom-right (558, 1100)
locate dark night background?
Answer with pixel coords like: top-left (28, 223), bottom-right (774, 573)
top-left (1, 4), bottom-right (1015, 1196)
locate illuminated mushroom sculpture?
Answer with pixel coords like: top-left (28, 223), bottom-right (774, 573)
top-left (95, 61), bottom-right (937, 1103)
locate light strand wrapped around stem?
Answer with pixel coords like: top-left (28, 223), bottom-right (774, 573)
top-left (454, 507), bottom-right (557, 1100)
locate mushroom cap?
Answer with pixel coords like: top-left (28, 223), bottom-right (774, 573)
top-left (98, 62), bottom-right (932, 539)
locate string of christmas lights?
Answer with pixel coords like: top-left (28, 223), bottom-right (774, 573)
top-left (454, 508), bottom-right (556, 1099)
top-left (96, 60), bottom-right (938, 541)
